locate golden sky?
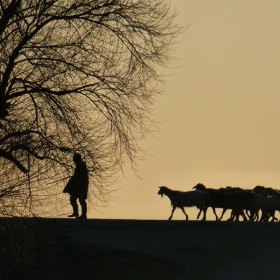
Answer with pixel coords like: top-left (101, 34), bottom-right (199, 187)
top-left (89, 0), bottom-right (280, 220)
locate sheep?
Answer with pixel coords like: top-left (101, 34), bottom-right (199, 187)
top-left (264, 187), bottom-right (280, 210)
top-left (193, 183), bottom-right (239, 221)
top-left (253, 185), bottom-right (266, 194)
top-left (221, 187), bottom-right (258, 221)
top-left (253, 186), bottom-right (280, 221)
top-left (224, 190), bottom-right (258, 221)
top-left (253, 186), bottom-right (269, 221)
top-left (158, 186), bottom-right (209, 220)
top-left (193, 183), bottom-right (222, 220)
top-left (217, 186), bottom-right (280, 222)
top-left (253, 193), bottom-right (278, 222)
top-left (193, 183), bottom-right (257, 221)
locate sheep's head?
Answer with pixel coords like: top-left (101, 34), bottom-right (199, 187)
top-left (158, 186), bottom-right (165, 197)
top-left (254, 185), bottom-right (266, 194)
top-left (193, 183), bottom-right (206, 191)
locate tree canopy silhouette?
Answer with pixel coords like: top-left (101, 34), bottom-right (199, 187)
top-left (0, 0), bottom-right (180, 216)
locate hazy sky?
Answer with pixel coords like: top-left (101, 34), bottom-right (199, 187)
top-left (89, 1), bottom-right (280, 220)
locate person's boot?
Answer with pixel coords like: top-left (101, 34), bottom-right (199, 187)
top-left (77, 202), bottom-right (87, 219)
top-left (68, 204), bottom-right (79, 218)
top-left (68, 213), bottom-right (79, 217)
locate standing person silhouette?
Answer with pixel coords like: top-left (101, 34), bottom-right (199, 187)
top-left (63, 153), bottom-right (89, 219)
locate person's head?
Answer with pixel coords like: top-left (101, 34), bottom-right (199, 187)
top-left (73, 153), bottom-right (82, 164)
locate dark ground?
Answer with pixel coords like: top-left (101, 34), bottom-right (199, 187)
top-left (1, 218), bottom-right (280, 280)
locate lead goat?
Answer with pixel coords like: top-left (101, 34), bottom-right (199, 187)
top-left (158, 186), bottom-right (209, 220)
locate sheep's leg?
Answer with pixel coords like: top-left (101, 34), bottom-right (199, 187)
top-left (249, 211), bottom-right (255, 221)
top-left (240, 210), bottom-right (247, 221)
top-left (259, 210), bottom-right (266, 222)
top-left (265, 211), bottom-right (269, 222)
top-left (251, 210), bottom-right (259, 221)
top-left (196, 209), bottom-right (202, 220)
top-left (268, 210), bottom-right (277, 222)
top-left (219, 208), bottom-right (228, 221)
top-left (254, 210), bottom-right (259, 221)
top-left (259, 215), bottom-right (263, 222)
top-left (268, 212), bottom-right (272, 222)
top-left (244, 210), bottom-right (250, 220)
top-left (249, 210), bottom-right (255, 221)
top-left (272, 211), bottom-right (278, 222)
top-left (180, 207), bottom-right (188, 220)
top-left (197, 206), bottom-right (208, 221)
top-left (235, 210), bottom-right (246, 222)
top-left (231, 210), bottom-right (244, 221)
top-left (248, 210), bottom-right (257, 222)
top-left (169, 206), bottom-right (176, 220)
top-left (201, 206), bottom-right (208, 221)
top-left (260, 209), bottom-right (272, 222)
top-left (226, 210), bottom-right (234, 221)
top-left (251, 211), bottom-right (257, 221)
top-left (272, 215), bottom-right (278, 222)
top-left (211, 207), bottom-right (219, 221)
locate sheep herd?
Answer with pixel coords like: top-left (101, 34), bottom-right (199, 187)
top-left (158, 183), bottom-right (280, 222)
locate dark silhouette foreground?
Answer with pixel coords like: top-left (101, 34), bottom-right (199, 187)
top-left (2, 218), bottom-right (280, 280)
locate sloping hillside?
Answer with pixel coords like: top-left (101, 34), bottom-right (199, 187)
top-left (2, 218), bottom-right (280, 280)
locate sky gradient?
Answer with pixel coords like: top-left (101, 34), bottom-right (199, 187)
top-left (88, 1), bottom-right (280, 221)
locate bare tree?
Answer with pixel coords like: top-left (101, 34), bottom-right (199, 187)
top-left (0, 0), bottom-right (180, 216)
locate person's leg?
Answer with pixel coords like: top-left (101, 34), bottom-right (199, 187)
top-left (68, 195), bottom-right (79, 217)
top-left (77, 197), bottom-right (87, 219)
